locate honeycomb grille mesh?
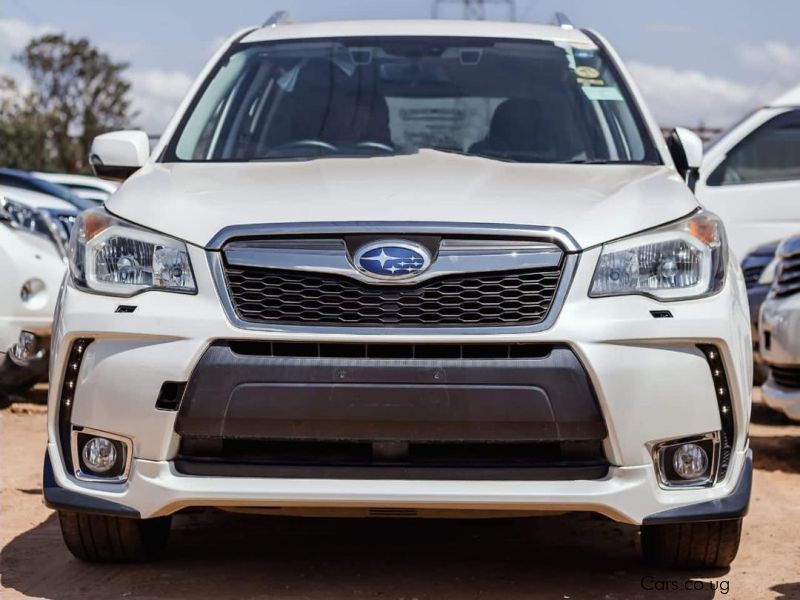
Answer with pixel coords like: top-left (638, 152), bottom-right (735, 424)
top-left (224, 266), bottom-right (563, 326)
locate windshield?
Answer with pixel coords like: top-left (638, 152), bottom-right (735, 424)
top-left (168, 36), bottom-right (658, 164)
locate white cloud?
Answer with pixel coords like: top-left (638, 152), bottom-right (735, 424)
top-left (127, 69), bottom-right (194, 134)
top-left (0, 18), bottom-right (55, 89)
top-left (738, 40), bottom-right (800, 75)
top-left (627, 61), bottom-right (780, 128)
top-left (0, 18), bottom-right (54, 53)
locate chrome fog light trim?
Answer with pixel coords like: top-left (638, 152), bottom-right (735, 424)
top-left (651, 432), bottom-right (719, 489)
top-left (71, 427), bottom-right (132, 483)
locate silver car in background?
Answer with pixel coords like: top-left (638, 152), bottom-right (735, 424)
top-left (759, 235), bottom-right (800, 420)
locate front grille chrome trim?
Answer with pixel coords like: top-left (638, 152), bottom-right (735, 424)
top-left (206, 221), bottom-right (580, 252)
top-left (223, 238), bottom-right (563, 286)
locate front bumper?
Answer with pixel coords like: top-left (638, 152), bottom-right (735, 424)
top-left (0, 226), bottom-right (66, 352)
top-left (44, 444), bottom-right (752, 524)
top-left (46, 245), bottom-right (753, 524)
top-left (759, 292), bottom-right (800, 420)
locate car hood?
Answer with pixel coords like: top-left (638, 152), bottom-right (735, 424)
top-left (108, 150), bottom-right (698, 249)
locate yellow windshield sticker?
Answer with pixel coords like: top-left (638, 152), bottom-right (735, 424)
top-left (575, 66), bottom-right (600, 79)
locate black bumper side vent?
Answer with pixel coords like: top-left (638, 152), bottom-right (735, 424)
top-left (155, 381), bottom-right (187, 411)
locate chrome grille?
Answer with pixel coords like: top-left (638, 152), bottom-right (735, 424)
top-left (224, 265), bottom-right (563, 326)
top-left (774, 254), bottom-right (800, 298)
top-left (742, 265), bottom-right (763, 287)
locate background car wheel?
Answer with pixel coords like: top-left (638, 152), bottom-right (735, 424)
top-left (58, 510), bottom-right (171, 562)
top-left (641, 518), bottom-right (742, 569)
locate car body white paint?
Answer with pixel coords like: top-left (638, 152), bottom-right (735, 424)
top-left (696, 84), bottom-right (800, 260)
top-left (112, 157), bottom-right (696, 250)
top-left (49, 19), bottom-right (751, 527)
top-left (0, 187), bottom-right (73, 361)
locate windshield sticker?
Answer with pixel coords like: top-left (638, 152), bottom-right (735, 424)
top-left (575, 66), bottom-right (600, 79)
top-left (577, 77), bottom-right (604, 87)
top-left (582, 86), bottom-right (624, 101)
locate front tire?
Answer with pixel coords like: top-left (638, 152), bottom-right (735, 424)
top-left (58, 510), bottom-right (171, 562)
top-left (641, 518), bottom-right (742, 569)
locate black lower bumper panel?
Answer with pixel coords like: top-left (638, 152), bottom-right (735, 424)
top-left (174, 342), bottom-right (608, 480)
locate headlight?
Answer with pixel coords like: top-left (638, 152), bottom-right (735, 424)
top-left (1, 195), bottom-right (71, 259)
top-left (0, 196), bottom-right (46, 234)
top-left (69, 207), bottom-right (196, 296)
top-left (589, 210), bottom-right (726, 300)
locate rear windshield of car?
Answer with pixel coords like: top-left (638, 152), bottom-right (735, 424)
top-left (166, 36), bottom-right (659, 165)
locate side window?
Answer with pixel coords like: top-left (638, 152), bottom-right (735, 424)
top-left (707, 110), bottom-right (800, 186)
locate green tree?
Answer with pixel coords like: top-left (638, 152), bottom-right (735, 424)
top-left (1, 33), bottom-right (135, 173)
top-left (0, 76), bottom-right (56, 171)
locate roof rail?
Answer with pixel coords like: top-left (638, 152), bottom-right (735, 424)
top-left (551, 12), bottom-right (575, 29)
top-left (263, 10), bottom-right (291, 27)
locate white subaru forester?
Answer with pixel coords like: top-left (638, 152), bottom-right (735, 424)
top-left (45, 18), bottom-right (753, 568)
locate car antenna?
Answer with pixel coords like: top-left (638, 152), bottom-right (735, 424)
top-left (263, 10), bottom-right (291, 27)
top-left (551, 12), bottom-right (575, 29)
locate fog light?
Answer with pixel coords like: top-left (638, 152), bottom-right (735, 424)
top-left (653, 433), bottom-right (718, 488)
top-left (81, 437), bottom-right (118, 473)
top-left (672, 443), bottom-right (708, 480)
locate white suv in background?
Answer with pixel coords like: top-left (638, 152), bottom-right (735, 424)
top-left (696, 84), bottom-right (800, 259)
top-left (0, 185), bottom-right (80, 401)
top-left (44, 18), bottom-right (752, 569)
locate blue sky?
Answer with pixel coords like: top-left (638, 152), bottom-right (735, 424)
top-left (2, 0), bottom-right (798, 132)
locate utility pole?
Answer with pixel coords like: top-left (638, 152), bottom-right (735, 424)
top-left (432, 0), bottom-right (517, 21)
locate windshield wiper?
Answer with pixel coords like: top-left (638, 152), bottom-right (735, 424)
top-left (251, 149), bottom-right (417, 162)
top-left (557, 158), bottom-right (614, 164)
top-left (426, 147), bottom-right (517, 163)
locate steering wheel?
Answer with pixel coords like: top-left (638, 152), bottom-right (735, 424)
top-left (356, 141), bottom-right (395, 153)
top-left (273, 139), bottom-right (338, 152)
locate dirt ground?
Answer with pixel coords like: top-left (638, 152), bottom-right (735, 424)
top-left (1, 389), bottom-right (799, 600)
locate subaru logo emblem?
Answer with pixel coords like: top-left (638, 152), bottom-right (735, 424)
top-left (354, 240), bottom-right (431, 280)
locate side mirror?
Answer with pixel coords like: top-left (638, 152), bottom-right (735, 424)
top-left (666, 127), bottom-right (703, 190)
top-left (89, 130), bottom-right (150, 181)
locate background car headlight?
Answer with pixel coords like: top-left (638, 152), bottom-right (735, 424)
top-left (69, 207), bottom-right (196, 296)
top-left (0, 196), bottom-right (45, 233)
top-left (0, 195), bottom-right (73, 259)
top-left (589, 209), bottom-right (727, 300)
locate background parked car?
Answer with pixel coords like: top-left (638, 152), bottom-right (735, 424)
top-left (741, 240), bottom-right (780, 384)
top-left (0, 168), bottom-right (96, 211)
top-left (32, 172), bottom-right (117, 204)
top-left (696, 84), bottom-right (800, 259)
top-left (759, 235), bottom-right (800, 421)
top-left (0, 185), bottom-right (79, 401)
